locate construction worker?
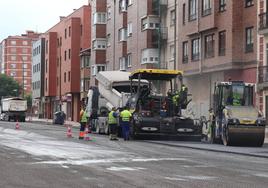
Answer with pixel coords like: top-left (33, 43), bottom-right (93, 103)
top-left (120, 106), bottom-right (132, 141)
top-left (108, 107), bottom-right (118, 141)
top-left (79, 106), bottom-right (88, 139)
top-left (172, 90), bottom-right (180, 115)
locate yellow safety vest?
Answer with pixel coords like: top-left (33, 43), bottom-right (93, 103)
top-left (81, 111), bottom-right (88, 123)
top-left (108, 111), bottom-right (117, 124)
top-left (120, 110), bottom-right (132, 122)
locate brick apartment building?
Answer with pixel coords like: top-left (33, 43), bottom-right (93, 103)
top-left (0, 31), bottom-right (40, 95)
top-left (258, 0), bottom-right (268, 119)
top-left (177, 0), bottom-right (258, 117)
top-left (42, 5), bottom-right (91, 121)
top-left (32, 38), bottom-right (45, 118)
top-left (90, 0), bottom-right (168, 85)
top-left (89, 0), bottom-right (257, 118)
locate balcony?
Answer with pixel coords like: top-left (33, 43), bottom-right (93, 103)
top-left (258, 65), bottom-right (268, 90)
top-left (259, 12), bottom-right (268, 35)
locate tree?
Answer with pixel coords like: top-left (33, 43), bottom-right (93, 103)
top-left (0, 74), bottom-right (21, 97)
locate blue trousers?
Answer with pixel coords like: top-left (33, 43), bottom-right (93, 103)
top-left (121, 121), bottom-right (130, 140)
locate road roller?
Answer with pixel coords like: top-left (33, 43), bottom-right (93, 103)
top-left (202, 81), bottom-right (266, 146)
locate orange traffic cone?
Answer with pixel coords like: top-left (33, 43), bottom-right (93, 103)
top-left (84, 127), bottom-right (91, 141)
top-left (15, 120), bottom-right (20, 130)
top-left (66, 125), bottom-right (73, 138)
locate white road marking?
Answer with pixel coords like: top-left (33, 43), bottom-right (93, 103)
top-left (254, 173), bottom-right (268, 178)
top-left (107, 167), bottom-right (146, 171)
top-left (165, 175), bottom-right (217, 181)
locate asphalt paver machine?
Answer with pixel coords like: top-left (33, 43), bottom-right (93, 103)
top-left (127, 69), bottom-right (202, 139)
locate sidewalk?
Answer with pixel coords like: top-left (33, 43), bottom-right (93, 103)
top-left (27, 117), bottom-right (80, 128)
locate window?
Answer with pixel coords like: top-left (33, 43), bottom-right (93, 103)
top-left (22, 56), bottom-right (27, 61)
top-left (127, 53), bottom-right (132, 68)
top-left (183, 4), bottom-right (186, 25)
top-left (170, 45), bottom-right (175, 60)
top-left (191, 38), bottom-right (200, 61)
top-left (92, 39), bottom-right (107, 50)
top-left (93, 13), bottom-right (106, 24)
top-left (245, 0), bottom-right (254, 7)
top-left (107, 7), bottom-right (112, 20)
top-left (68, 49), bottom-right (71, 59)
top-left (45, 78), bottom-right (47, 91)
top-left (11, 48), bottom-right (16, 54)
top-left (91, 65), bottom-right (106, 76)
top-left (64, 50), bottom-right (67, 60)
top-left (189, 0), bottom-right (197, 21)
top-left (128, 0), bottom-right (133, 6)
top-left (119, 0), bottom-right (127, 12)
top-left (202, 0), bottom-right (211, 16)
top-left (23, 72), bottom-right (27, 76)
top-left (10, 40), bottom-right (16, 45)
top-left (219, 0), bottom-right (226, 12)
top-left (69, 26), bottom-right (71, 37)
top-left (45, 59), bottom-right (48, 73)
top-left (80, 24), bottom-right (83, 36)
top-left (118, 28), bottom-right (127, 41)
top-left (219, 31), bottom-right (226, 56)
top-left (11, 56), bottom-right (16, 61)
top-left (127, 22), bottom-right (133, 37)
top-left (65, 28), bottom-right (67, 38)
top-left (182, 41), bottom-right (188, 64)
top-left (204, 34), bottom-right (214, 58)
top-left (170, 10), bottom-right (175, 26)
top-left (10, 64), bottom-right (16, 69)
top-left (22, 41), bottom-right (28, 45)
top-left (141, 18), bottom-right (148, 30)
top-left (10, 71), bottom-right (16, 77)
top-left (46, 40), bottom-right (48, 54)
top-left (22, 48), bottom-right (28, 54)
top-left (64, 72), bottom-right (66, 82)
top-left (23, 64), bottom-right (28, 69)
top-left (107, 34), bottom-right (111, 47)
top-left (119, 57), bottom-right (127, 71)
top-left (245, 27), bottom-right (253, 52)
top-left (68, 71), bottom-right (70, 82)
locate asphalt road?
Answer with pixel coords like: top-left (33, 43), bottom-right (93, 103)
top-left (0, 121), bottom-right (268, 188)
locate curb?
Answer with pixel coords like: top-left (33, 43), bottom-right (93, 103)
top-left (27, 120), bottom-right (80, 129)
top-left (144, 141), bottom-right (268, 159)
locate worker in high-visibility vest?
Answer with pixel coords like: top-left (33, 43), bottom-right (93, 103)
top-left (120, 106), bottom-right (132, 141)
top-left (108, 107), bottom-right (118, 141)
top-left (79, 106), bottom-right (88, 139)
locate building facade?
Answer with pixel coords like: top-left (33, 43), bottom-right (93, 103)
top-left (258, 0), bottom-right (268, 119)
top-left (32, 38), bottom-right (45, 118)
top-left (43, 5), bottom-right (91, 121)
top-left (0, 31), bottom-right (40, 95)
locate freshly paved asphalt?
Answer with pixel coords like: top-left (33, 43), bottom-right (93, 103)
top-left (0, 121), bottom-right (268, 188)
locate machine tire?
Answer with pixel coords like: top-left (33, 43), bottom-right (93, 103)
top-left (255, 133), bottom-right (265, 147)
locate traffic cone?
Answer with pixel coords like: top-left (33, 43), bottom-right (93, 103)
top-left (66, 125), bottom-right (73, 138)
top-left (84, 127), bottom-right (91, 141)
top-left (15, 120), bottom-right (20, 130)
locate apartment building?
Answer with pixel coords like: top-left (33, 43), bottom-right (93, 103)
top-left (32, 38), bottom-right (45, 118)
top-left (177, 0), bottom-right (257, 117)
top-left (258, 0), bottom-right (268, 119)
top-left (0, 31), bottom-right (40, 95)
top-left (43, 5), bottom-right (91, 121)
top-left (90, 0), bottom-right (169, 85)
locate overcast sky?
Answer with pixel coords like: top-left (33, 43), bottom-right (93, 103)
top-left (0, 0), bottom-right (89, 41)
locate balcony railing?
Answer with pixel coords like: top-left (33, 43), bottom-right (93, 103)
top-left (259, 12), bottom-right (268, 31)
top-left (258, 65), bottom-right (268, 84)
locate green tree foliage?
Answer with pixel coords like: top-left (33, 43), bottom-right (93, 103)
top-left (0, 74), bottom-right (21, 97)
top-left (24, 94), bottom-right (32, 108)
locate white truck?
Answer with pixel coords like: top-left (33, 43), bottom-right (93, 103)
top-left (86, 71), bottom-right (146, 134)
top-left (0, 97), bottom-right (27, 122)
